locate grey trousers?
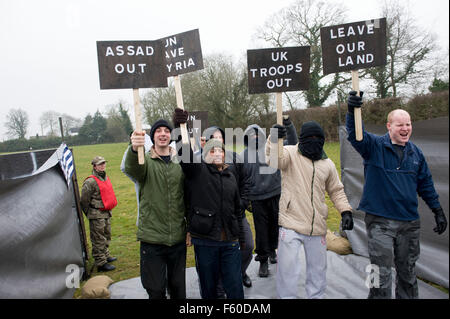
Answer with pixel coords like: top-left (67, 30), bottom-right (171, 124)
top-left (365, 214), bottom-right (421, 299)
top-left (276, 227), bottom-right (327, 299)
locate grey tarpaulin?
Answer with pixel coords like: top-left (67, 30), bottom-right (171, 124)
top-left (339, 117), bottom-right (449, 288)
top-left (0, 146), bottom-right (86, 298)
top-left (109, 251), bottom-right (448, 299)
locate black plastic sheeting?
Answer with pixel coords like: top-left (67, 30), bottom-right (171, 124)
top-left (339, 117), bottom-right (449, 288)
top-left (0, 148), bottom-right (86, 298)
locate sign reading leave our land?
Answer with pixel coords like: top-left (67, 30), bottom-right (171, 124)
top-left (320, 18), bottom-right (387, 75)
top-left (96, 40), bottom-right (168, 89)
top-left (160, 29), bottom-right (204, 77)
top-left (247, 46), bottom-right (310, 94)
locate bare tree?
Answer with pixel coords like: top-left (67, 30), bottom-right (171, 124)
top-left (141, 54), bottom-right (270, 130)
top-left (60, 113), bottom-right (82, 137)
top-left (367, 0), bottom-right (439, 98)
top-left (4, 108), bottom-right (29, 139)
top-left (39, 111), bottom-right (61, 136)
top-left (255, 0), bottom-right (350, 107)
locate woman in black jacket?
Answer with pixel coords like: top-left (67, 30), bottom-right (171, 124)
top-left (173, 109), bottom-right (245, 299)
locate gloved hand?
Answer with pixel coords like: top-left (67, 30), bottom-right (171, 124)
top-left (348, 91), bottom-right (364, 114)
top-left (240, 198), bottom-right (250, 212)
top-left (270, 124), bottom-right (287, 143)
top-left (432, 207), bottom-right (447, 235)
top-left (282, 115), bottom-right (292, 126)
top-left (172, 108), bottom-right (188, 128)
top-left (341, 211), bottom-right (354, 231)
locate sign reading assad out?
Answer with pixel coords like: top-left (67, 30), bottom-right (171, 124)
top-left (96, 40), bottom-right (168, 89)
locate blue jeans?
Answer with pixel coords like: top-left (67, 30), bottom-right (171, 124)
top-left (192, 238), bottom-right (244, 299)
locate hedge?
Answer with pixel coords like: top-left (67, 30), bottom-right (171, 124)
top-left (258, 90), bottom-right (449, 141)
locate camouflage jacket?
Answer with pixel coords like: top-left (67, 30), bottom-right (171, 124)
top-left (80, 169), bottom-right (112, 219)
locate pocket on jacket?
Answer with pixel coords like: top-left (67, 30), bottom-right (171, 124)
top-left (228, 215), bottom-right (239, 237)
top-left (190, 207), bottom-right (216, 235)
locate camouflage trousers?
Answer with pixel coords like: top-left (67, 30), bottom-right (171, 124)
top-left (364, 214), bottom-right (420, 299)
top-left (89, 218), bottom-right (111, 267)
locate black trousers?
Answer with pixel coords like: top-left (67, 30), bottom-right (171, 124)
top-left (251, 194), bottom-right (280, 261)
top-left (140, 241), bottom-right (186, 299)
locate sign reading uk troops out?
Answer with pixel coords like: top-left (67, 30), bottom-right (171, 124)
top-left (160, 29), bottom-right (204, 77)
top-left (247, 46), bottom-right (310, 94)
top-left (320, 18), bottom-right (387, 75)
top-left (96, 40), bottom-right (168, 89)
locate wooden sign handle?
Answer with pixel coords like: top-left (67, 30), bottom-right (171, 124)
top-left (133, 89), bottom-right (145, 165)
top-left (351, 70), bottom-right (363, 141)
top-left (174, 75), bottom-right (190, 145)
top-left (276, 92), bottom-right (283, 156)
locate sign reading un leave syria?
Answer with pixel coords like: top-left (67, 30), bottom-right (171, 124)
top-left (96, 40), bottom-right (168, 89)
top-left (247, 46), bottom-right (310, 94)
top-left (160, 29), bottom-right (204, 76)
top-left (320, 18), bottom-right (387, 75)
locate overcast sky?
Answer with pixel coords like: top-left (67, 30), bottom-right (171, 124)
top-left (0, 0), bottom-right (448, 140)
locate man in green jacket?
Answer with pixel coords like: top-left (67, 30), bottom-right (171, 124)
top-left (124, 119), bottom-right (187, 299)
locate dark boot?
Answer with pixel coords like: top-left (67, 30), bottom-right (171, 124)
top-left (242, 273), bottom-right (252, 288)
top-left (107, 256), bottom-right (117, 262)
top-left (98, 263), bottom-right (115, 272)
top-left (269, 251), bottom-right (277, 264)
top-left (258, 260), bottom-right (269, 278)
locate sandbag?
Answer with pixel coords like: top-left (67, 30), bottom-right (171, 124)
top-left (326, 229), bottom-right (352, 255)
top-left (81, 275), bottom-right (114, 299)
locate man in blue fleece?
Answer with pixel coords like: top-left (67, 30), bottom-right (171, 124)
top-left (346, 91), bottom-right (447, 299)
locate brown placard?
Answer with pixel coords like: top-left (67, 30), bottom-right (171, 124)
top-left (247, 46), bottom-right (310, 94)
top-left (96, 40), bottom-right (168, 89)
top-left (320, 18), bottom-right (387, 75)
top-left (186, 111), bottom-right (208, 138)
top-left (160, 29), bottom-right (204, 77)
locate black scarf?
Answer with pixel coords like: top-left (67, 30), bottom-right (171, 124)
top-left (298, 137), bottom-right (325, 161)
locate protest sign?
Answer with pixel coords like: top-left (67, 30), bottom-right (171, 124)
top-left (247, 46), bottom-right (310, 94)
top-left (320, 18), bottom-right (386, 141)
top-left (247, 46), bottom-right (310, 154)
top-left (97, 40), bottom-right (168, 164)
top-left (96, 40), bottom-right (167, 90)
top-left (160, 29), bottom-right (204, 145)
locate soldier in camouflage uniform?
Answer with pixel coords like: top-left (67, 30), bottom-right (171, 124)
top-left (346, 92), bottom-right (447, 299)
top-left (81, 156), bottom-right (118, 272)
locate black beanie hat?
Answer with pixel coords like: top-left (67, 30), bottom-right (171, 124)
top-left (150, 119), bottom-right (173, 144)
top-left (299, 121), bottom-right (325, 140)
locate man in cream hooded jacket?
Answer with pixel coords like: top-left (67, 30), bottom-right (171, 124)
top-left (266, 121), bottom-right (353, 299)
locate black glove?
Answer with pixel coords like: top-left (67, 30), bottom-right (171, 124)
top-left (432, 207), bottom-right (447, 235)
top-left (270, 124), bottom-right (287, 143)
top-left (341, 211), bottom-right (354, 231)
top-left (240, 198), bottom-right (250, 212)
top-left (172, 108), bottom-right (188, 128)
top-left (282, 115), bottom-right (292, 126)
top-left (347, 91), bottom-right (364, 114)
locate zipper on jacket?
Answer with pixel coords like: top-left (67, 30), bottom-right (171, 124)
top-left (309, 160), bottom-right (316, 236)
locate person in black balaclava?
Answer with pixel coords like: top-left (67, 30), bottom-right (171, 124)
top-left (266, 121), bottom-right (354, 299)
